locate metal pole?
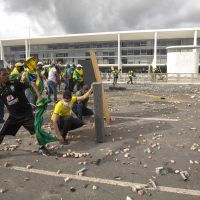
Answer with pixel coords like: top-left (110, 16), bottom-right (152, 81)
top-left (118, 34), bottom-right (121, 71)
top-left (93, 82), bottom-right (105, 143)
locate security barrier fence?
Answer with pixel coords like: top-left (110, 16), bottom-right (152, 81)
top-left (101, 73), bottom-right (200, 83)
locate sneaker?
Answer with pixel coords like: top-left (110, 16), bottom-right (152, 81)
top-left (0, 119), bottom-right (5, 124)
top-left (38, 146), bottom-right (50, 156)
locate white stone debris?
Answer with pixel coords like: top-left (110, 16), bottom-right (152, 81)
top-left (64, 177), bottom-right (71, 182)
top-left (170, 160), bottom-right (176, 164)
top-left (92, 185), bottom-right (98, 190)
top-left (24, 178), bottom-right (30, 182)
top-left (0, 188), bottom-right (7, 193)
top-left (62, 151), bottom-right (90, 158)
top-left (190, 143), bottom-right (199, 151)
top-left (126, 196), bottom-right (133, 200)
top-left (123, 148), bottom-right (130, 153)
top-left (144, 148), bottom-right (152, 154)
top-left (180, 171), bottom-right (189, 181)
top-left (155, 167), bottom-right (164, 175)
top-left (4, 162), bottom-right (11, 167)
top-left (189, 160), bottom-right (194, 165)
top-left (26, 165), bottom-right (32, 169)
top-left (76, 167), bottom-right (87, 176)
top-left (124, 153), bottom-right (130, 158)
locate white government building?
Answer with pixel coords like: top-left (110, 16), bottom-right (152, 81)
top-left (0, 27), bottom-right (200, 73)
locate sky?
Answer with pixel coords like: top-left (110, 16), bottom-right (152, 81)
top-left (0, 0), bottom-right (200, 39)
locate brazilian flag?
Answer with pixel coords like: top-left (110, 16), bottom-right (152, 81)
top-left (34, 98), bottom-right (57, 145)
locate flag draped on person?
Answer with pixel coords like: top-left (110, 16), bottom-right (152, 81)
top-left (34, 98), bottom-right (57, 145)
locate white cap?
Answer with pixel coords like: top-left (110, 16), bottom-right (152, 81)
top-left (77, 64), bottom-right (83, 68)
top-left (38, 61), bottom-right (43, 65)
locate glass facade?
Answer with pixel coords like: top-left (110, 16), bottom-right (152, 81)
top-left (3, 37), bottom-right (197, 71)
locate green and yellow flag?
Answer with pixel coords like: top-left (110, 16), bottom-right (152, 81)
top-left (34, 98), bottom-right (57, 145)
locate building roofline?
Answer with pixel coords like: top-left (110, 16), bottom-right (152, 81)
top-left (1, 27), bottom-right (200, 41)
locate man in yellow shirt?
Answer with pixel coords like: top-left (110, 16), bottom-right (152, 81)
top-left (73, 64), bottom-right (84, 91)
top-left (51, 87), bottom-right (93, 144)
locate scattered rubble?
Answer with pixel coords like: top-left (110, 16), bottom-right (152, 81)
top-left (26, 165), bottom-right (32, 169)
top-left (64, 177), bottom-right (71, 182)
top-left (4, 162), bottom-right (11, 167)
top-left (70, 187), bottom-right (76, 192)
top-left (0, 188), bottom-right (7, 193)
top-left (0, 144), bottom-right (18, 151)
top-left (76, 168), bottom-right (87, 176)
top-left (62, 152), bottom-right (90, 158)
top-left (92, 185), bottom-right (98, 190)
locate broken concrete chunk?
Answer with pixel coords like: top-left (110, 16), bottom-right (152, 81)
top-left (83, 161), bottom-right (87, 165)
top-left (126, 196), bottom-right (134, 200)
top-left (180, 171), bottom-right (190, 181)
top-left (64, 177), bottom-right (71, 182)
top-left (24, 177), bottom-right (30, 182)
top-left (155, 167), bottom-right (164, 175)
top-left (26, 165), bottom-right (32, 169)
top-left (123, 148), bottom-right (130, 153)
top-left (76, 168), bottom-right (87, 176)
top-left (194, 160), bottom-right (199, 165)
top-left (148, 179), bottom-right (157, 190)
top-left (175, 170), bottom-right (180, 174)
top-left (190, 128), bottom-right (197, 131)
top-left (70, 187), bottom-right (76, 192)
top-left (0, 188), bottom-right (7, 193)
top-left (189, 160), bottom-right (194, 165)
top-left (170, 160), bottom-right (175, 164)
top-left (92, 185), bottom-right (98, 190)
top-left (137, 189), bottom-right (145, 196)
top-left (144, 148), bottom-right (152, 154)
top-left (4, 162), bottom-right (11, 167)
top-left (124, 153), bottom-right (130, 158)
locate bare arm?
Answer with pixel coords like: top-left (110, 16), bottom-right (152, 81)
top-left (20, 72), bottom-right (42, 98)
top-left (77, 87), bottom-right (93, 102)
top-left (51, 114), bottom-right (64, 143)
top-left (30, 82), bottom-right (42, 98)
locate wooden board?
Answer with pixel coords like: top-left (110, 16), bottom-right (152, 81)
top-left (78, 59), bottom-right (96, 86)
top-left (90, 50), bottom-right (111, 124)
top-left (0, 60), bottom-right (4, 68)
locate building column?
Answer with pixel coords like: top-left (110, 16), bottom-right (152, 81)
top-left (0, 40), bottom-right (3, 60)
top-left (0, 40), bottom-right (7, 67)
top-left (25, 39), bottom-right (30, 59)
top-left (193, 30), bottom-right (197, 52)
top-left (118, 34), bottom-right (121, 71)
top-left (152, 32), bottom-right (157, 69)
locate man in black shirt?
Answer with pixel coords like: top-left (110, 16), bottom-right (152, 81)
top-left (0, 68), bottom-right (49, 156)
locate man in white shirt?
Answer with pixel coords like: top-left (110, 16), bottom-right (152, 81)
top-left (47, 64), bottom-right (60, 103)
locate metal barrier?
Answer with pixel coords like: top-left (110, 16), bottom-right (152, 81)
top-left (101, 73), bottom-right (200, 83)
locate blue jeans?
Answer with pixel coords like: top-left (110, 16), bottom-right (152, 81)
top-left (72, 102), bottom-right (93, 120)
top-left (47, 80), bottom-right (57, 102)
top-left (0, 100), bottom-right (4, 120)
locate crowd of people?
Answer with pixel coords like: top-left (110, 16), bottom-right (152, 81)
top-left (0, 57), bottom-right (94, 156)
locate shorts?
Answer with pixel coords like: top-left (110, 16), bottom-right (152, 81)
top-left (0, 113), bottom-right (35, 136)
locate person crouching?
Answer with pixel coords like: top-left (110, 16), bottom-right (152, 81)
top-left (51, 87), bottom-right (93, 144)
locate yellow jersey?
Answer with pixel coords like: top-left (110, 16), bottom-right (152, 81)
top-left (51, 96), bottom-right (77, 119)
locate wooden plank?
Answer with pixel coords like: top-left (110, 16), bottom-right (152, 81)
top-left (90, 50), bottom-right (111, 124)
top-left (78, 59), bottom-right (96, 86)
